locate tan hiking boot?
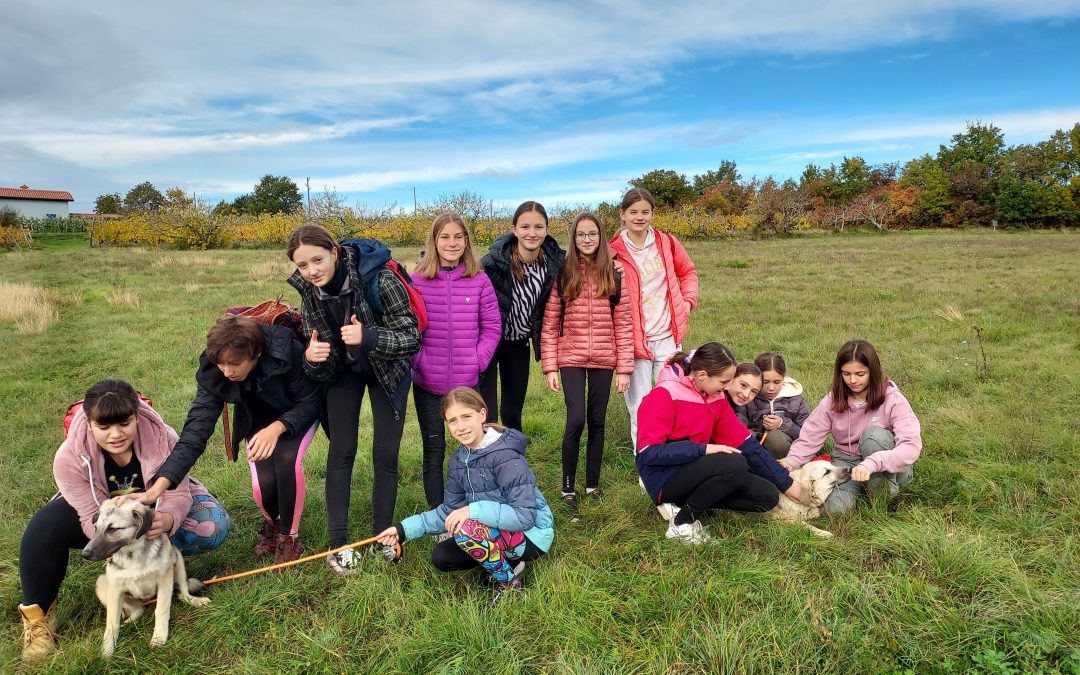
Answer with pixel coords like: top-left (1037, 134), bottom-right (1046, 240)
top-left (19, 602), bottom-right (57, 662)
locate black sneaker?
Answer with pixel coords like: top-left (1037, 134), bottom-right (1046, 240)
top-left (562, 492), bottom-right (581, 522)
top-left (584, 487), bottom-right (604, 502)
top-left (477, 560), bottom-right (525, 588)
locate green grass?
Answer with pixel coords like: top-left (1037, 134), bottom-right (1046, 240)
top-left (2, 230), bottom-right (1078, 673)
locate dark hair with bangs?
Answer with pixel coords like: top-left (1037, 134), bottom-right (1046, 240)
top-left (830, 339), bottom-right (888, 412)
top-left (205, 315), bottom-right (264, 364)
top-left (82, 379), bottom-right (140, 426)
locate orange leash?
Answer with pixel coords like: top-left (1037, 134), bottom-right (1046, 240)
top-left (143, 537), bottom-right (402, 605)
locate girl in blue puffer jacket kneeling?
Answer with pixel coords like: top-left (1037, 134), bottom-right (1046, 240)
top-left (377, 387), bottom-right (553, 603)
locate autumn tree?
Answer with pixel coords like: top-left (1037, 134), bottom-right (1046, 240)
top-left (691, 161), bottom-right (741, 195)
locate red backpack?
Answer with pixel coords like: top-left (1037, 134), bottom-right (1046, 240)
top-left (63, 393), bottom-right (153, 439)
top-left (217, 296), bottom-right (306, 461)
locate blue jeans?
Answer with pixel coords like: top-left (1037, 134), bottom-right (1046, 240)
top-left (821, 427), bottom-right (914, 516)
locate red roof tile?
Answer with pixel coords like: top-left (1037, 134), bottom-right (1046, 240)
top-left (0, 186), bottom-right (74, 201)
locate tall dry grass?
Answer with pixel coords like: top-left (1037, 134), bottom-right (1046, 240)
top-left (0, 282), bottom-right (58, 334)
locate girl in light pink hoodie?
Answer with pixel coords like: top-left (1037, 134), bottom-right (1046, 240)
top-left (781, 340), bottom-right (921, 515)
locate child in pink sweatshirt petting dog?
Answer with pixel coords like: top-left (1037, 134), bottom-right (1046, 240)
top-left (541, 211), bottom-right (633, 520)
top-left (780, 340), bottom-right (921, 515)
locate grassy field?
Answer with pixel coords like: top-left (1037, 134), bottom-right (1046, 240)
top-left (1, 230), bottom-right (1078, 674)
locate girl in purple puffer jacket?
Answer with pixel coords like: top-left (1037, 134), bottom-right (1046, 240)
top-left (412, 213), bottom-right (502, 507)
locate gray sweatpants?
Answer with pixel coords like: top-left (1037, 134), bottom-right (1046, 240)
top-left (821, 427), bottom-right (914, 516)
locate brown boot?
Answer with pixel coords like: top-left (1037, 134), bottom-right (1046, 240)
top-left (19, 602), bottom-right (57, 662)
top-left (254, 519), bottom-right (280, 557)
top-left (273, 533), bottom-right (303, 565)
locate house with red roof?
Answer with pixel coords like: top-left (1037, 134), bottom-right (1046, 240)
top-left (0, 185), bottom-right (74, 220)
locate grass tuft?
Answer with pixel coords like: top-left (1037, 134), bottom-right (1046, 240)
top-left (0, 282), bottom-right (59, 334)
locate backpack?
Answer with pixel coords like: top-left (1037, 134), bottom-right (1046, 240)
top-left (220, 296), bottom-right (305, 461)
top-left (341, 238), bottom-right (428, 333)
top-left (63, 393), bottom-right (153, 439)
top-left (224, 296), bottom-right (304, 343)
top-left (362, 259), bottom-right (428, 333)
top-left (556, 270), bottom-right (622, 337)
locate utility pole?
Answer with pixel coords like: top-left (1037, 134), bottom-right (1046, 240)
top-left (413, 186), bottom-right (417, 213)
top-left (305, 177), bottom-right (311, 216)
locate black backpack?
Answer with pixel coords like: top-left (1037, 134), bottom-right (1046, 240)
top-left (556, 270), bottom-right (622, 337)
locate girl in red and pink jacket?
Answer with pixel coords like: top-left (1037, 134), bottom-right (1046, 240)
top-left (541, 211), bottom-right (634, 519)
top-left (636, 344), bottom-right (800, 545)
top-left (412, 213), bottom-right (501, 507)
top-left (781, 339), bottom-right (921, 515)
top-left (608, 187), bottom-right (698, 448)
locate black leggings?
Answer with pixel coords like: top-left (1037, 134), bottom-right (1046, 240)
top-left (248, 424), bottom-right (316, 535)
top-left (430, 535), bottom-right (544, 572)
top-left (560, 367), bottom-right (613, 493)
top-left (661, 453), bottom-right (779, 522)
top-left (414, 385), bottom-right (448, 508)
top-left (20, 497), bottom-right (88, 609)
top-left (478, 338), bottom-right (532, 431)
top-left (324, 369), bottom-right (406, 544)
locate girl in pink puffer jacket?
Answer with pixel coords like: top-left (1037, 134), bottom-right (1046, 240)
top-left (541, 211), bottom-right (633, 520)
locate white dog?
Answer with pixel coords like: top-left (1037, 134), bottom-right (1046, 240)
top-left (81, 498), bottom-right (210, 657)
top-left (765, 460), bottom-right (851, 537)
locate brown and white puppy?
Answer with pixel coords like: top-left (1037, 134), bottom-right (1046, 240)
top-left (766, 461), bottom-right (851, 537)
top-left (81, 498), bottom-right (209, 657)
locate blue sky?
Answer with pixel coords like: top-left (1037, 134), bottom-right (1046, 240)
top-left (2, 1), bottom-right (1079, 213)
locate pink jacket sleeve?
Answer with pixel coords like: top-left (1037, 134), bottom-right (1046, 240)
top-left (476, 276), bottom-right (502, 373)
top-left (668, 234), bottom-right (698, 310)
top-left (785, 395), bottom-right (834, 468)
top-left (540, 283), bottom-right (563, 374)
top-left (53, 445), bottom-right (106, 540)
top-left (613, 280), bottom-right (634, 375)
top-left (860, 393), bottom-right (922, 474)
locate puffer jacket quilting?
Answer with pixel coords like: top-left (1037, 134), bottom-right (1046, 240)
top-left (540, 259), bottom-right (634, 375)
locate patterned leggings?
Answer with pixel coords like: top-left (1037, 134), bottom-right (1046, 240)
top-left (454, 519), bottom-right (527, 583)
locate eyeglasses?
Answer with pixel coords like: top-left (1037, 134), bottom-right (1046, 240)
top-left (575, 232), bottom-right (601, 241)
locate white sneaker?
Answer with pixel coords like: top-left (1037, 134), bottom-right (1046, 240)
top-left (638, 476), bottom-right (648, 492)
top-left (656, 503), bottom-right (676, 521)
top-left (327, 547), bottom-right (363, 576)
top-left (665, 519), bottom-right (711, 545)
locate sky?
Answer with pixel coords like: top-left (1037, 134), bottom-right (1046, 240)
top-left (2, 1), bottom-right (1079, 214)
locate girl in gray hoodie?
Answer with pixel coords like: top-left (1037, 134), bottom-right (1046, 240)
top-left (744, 352), bottom-right (811, 459)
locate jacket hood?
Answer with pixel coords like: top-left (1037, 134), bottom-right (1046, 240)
top-left (58, 400), bottom-right (177, 505)
top-left (341, 238), bottom-right (392, 282)
top-left (774, 376), bottom-right (803, 399)
top-left (488, 232), bottom-right (562, 265)
top-left (455, 426), bottom-right (527, 461)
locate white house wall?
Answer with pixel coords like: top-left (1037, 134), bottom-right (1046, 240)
top-left (0, 198), bottom-right (71, 219)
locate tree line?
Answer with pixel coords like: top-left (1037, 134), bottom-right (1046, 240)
top-left (94, 121), bottom-right (1079, 233)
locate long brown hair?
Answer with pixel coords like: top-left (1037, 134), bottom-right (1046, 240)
top-left (414, 213), bottom-right (479, 279)
top-left (286, 223), bottom-right (339, 261)
top-left (620, 187), bottom-right (656, 210)
top-left (830, 339), bottom-right (888, 412)
top-left (509, 201), bottom-right (547, 283)
top-left (558, 211), bottom-right (616, 303)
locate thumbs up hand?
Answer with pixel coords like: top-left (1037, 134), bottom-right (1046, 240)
top-left (306, 329), bottom-right (331, 363)
top-left (341, 314), bottom-right (364, 346)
